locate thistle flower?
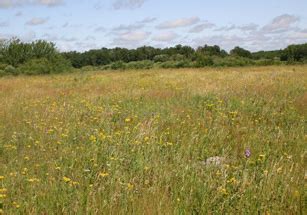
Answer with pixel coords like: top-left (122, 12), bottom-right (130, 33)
top-left (245, 148), bottom-right (251, 158)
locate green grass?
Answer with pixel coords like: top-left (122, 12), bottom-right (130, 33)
top-left (0, 66), bottom-right (306, 214)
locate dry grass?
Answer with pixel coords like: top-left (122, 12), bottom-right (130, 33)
top-left (0, 65), bottom-right (306, 214)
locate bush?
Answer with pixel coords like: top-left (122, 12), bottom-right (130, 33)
top-left (18, 55), bottom-right (71, 75)
top-left (0, 63), bottom-right (8, 70)
top-left (194, 56), bottom-right (214, 67)
top-left (18, 58), bottom-right (52, 75)
top-left (0, 69), bottom-right (5, 77)
top-left (153, 54), bottom-right (169, 63)
top-left (126, 60), bottom-right (154, 70)
top-left (4, 65), bottom-right (18, 75)
top-left (213, 57), bottom-right (254, 67)
top-left (110, 61), bottom-right (126, 70)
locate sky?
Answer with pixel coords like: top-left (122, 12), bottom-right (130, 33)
top-left (0, 0), bottom-right (307, 52)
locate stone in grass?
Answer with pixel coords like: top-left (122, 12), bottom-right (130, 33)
top-left (202, 156), bottom-right (226, 167)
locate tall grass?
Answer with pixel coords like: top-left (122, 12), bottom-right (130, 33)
top-left (0, 66), bottom-right (306, 214)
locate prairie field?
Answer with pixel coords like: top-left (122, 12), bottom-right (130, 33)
top-left (0, 66), bottom-right (306, 214)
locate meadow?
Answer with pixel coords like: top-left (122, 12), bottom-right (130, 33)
top-left (0, 66), bottom-right (306, 214)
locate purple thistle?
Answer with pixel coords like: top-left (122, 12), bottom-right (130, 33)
top-left (245, 148), bottom-right (251, 158)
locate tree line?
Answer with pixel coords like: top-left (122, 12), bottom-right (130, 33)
top-left (0, 38), bottom-right (306, 76)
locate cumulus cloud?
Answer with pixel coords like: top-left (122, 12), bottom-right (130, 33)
top-left (110, 30), bottom-right (150, 47)
top-left (157, 17), bottom-right (200, 29)
top-left (189, 22), bottom-right (215, 33)
top-left (26, 17), bottom-right (48, 25)
top-left (262, 14), bottom-right (299, 33)
top-left (0, 20), bottom-right (9, 27)
top-left (117, 31), bottom-right (150, 42)
top-left (0, 0), bottom-right (63, 8)
top-left (238, 23), bottom-right (258, 31)
top-left (112, 23), bottom-right (144, 32)
top-left (138, 17), bottom-right (157, 24)
top-left (215, 24), bottom-right (236, 32)
top-left (113, 0), bottom-right (147, 10)
top-left (152, 31), bottom-right (178, 42)
top-left (95, 26), bottom-right (105, 32)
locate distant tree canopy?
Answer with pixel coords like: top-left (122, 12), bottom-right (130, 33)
top-left (230, 46), bottom-right (252, 58)
top-left (280, 43), bottom-right (307, 62)
top-left (0, 37), bottom-right (306, 76)
top-left (0, 38), bottom-right (71, 75)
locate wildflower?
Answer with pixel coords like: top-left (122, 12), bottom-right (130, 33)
top-left (89, 135), bottom-right (97, 143)
top-left (63, 177), bottom-right (71, 183)
top-left (12, 202), bottom-right (20, 208)
top-left (99, 172), bottom-right (109, 177)
top-left (127, 183), bottom-right (134, 190)
top-left (125, 118), bottom-right (131, 123)
top-left (27, 178), bottom-right (40, 183)
top-left (218, 187), bottom-right (228, 195)
top-left (0, 194), bottom-right (6, 199)
top-left (0, 176), bottom-right (4, 180)
top-left (227, 177), bottom-right (238, 185)
top-left (245, 148), bottom-right (251, 158)
top-left (0, 188), bottom-right (7, 193)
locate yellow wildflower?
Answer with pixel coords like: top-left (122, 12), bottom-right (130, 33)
top-left (125, 118), bottom-right (131, 123)
top-left (0, 176), bottom-right (4, 180)
top-left (127, 183), bottom-right (134, 190)
top-left (13, 202), bottom-right (20, 208)
top-left (99, 172), bottom-right (109, 177)
top-left (63, 177), bottom-right (71, 183)
top-left (27, 178), bottom-right (40, 183)
top-left (0, 188), bottom-right (7, 193)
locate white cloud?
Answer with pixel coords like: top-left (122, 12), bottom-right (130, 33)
top-left (152, 31), bottom-right (178, 42)
top-left (113, 0), bottom-right (147, 10)
top-left (238, 23), bottom-right (258, 31)
top-left (0, 0), bottom-right (63, 8)
top-left (157, 17), bottom-right (200, 29)
top-left (0, 20), bottom-right (9, 27)
top-left (112, 23), bottom-right (144, 32)
top-left (262, 14), bottom-right (299, 33)
top-left (118, 31), bottom-right (150, 42)
top-left (138, 17), bottom-right (157, 24)
top-left (26, 17), bottom-right (48, 25)
top-left (189, 22), bottom-right (215, 33)
top-left (215, 24), bottom-right (236, 32)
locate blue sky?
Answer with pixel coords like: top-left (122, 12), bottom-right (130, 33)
top-left (0, 0), bottom-right (307, 52)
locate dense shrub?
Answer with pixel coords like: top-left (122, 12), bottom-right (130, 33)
top-left (153, 54), bottom-right (169, 62)
top-left (0, 70), bottom-right (5, 77)
top-left (194, 56), bottom-right (214, 67)
top-left (213, 57), bottom-right (253, 67)
top-left (126, 60), bottom-right (154, 69)
top-left (110, 61), bottom-right (126, 70)
top-left (0, 63), bottom-right (8, 70)
top-left (4, 65), bottom-right (18, 75)
top-left (18, 58), bottom-right (52, 75)
top-left (18, 57), bottom-right (71, 75)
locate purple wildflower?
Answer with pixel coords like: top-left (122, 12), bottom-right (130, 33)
top-left (245, 148), bottom-right (251, 158)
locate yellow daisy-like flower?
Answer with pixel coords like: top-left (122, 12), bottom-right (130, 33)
top-left (63, 177), bottom-right (71, 183)
top-left (127, 183), bottom-right (134, 190)
top-left (99, 172), bottom-right (109, 177)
